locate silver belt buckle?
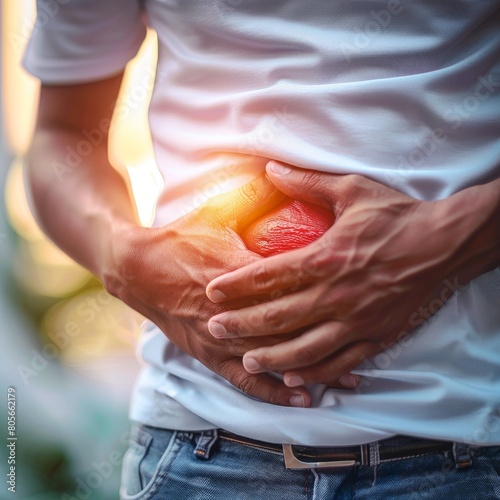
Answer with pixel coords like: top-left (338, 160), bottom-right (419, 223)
top-left (282, 444), bottom-right (357, 469)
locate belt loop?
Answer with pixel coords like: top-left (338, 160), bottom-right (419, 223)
top-left (360, 444), bottom-right (369, 465)
top-left (368, 441), bottom-right (381, 467)
top-left (452, 442), bottom-right (472, 469)
top-left (194, 430), bottom-right (219, 460)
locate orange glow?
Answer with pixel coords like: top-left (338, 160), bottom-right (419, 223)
top-left (109, 29), bottom-right (158, 169)
top-left (109, 29), bottom-right (164, 226)
top-left (2, 0), bottom-right (39, 156)
top-left (4, 157), bottom-right (44, 242)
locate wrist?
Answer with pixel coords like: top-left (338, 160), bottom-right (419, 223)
top-left (436, 179), bottom-right (500, 284)
top-left (99, 220), bottom-right (149, 300)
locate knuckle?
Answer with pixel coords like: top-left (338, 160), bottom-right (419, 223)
top-left (239, 180), bottom-right (260, 206)
top-left (269, 288), bottom-right (285, 300)
top-left (301, 171), bottom-right (324, 192)
top-left (344, 173), bottom-right (363, 187)
top-left (216, 359), bottom-right (242, 385)
top-left (306, 363), bottom-right (333, 384)
top-left (224, 317), bottom-right (244, 336)
top-left (316, 289), bottom-right (340, 317)
top-left (252, 351), bottom-right (271, 370)
top-left (343, 173), bottom-right (363, 192)
top-left (344, 341), bottom-right (377, 371)
top-left (246, 309), bottom-right (264, 331)
top-left (225, 337), bottom-right (247, 356)
top-left (296, 344), bottom-right (322, 365)
top-left (237, 375), bottom-right (260, 396)
top-left (252, 264), bottom-right (274, 289)
top-left (262, 305), bottom-right (283, 331)
top-left (340, 353), bottom-right (361, 374)
top-left (342, 174), bottom-right (370, 203)
top-left (204, 354), bottom-right (230, 374)
top-left (302, 245), bottom-right (333, 277)
top-left (265, 390), bottom-right (283, 406)
top-left (282, 269), bottom-right (302, 291)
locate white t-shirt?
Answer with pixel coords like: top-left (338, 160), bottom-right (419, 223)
top-left (24, 0), bottom-right (500, 445)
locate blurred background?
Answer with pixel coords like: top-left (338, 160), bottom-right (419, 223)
top-left (1, 2), bottom-right (163, 498)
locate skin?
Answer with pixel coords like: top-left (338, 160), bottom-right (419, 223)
top-left (27, 73), bottom-right (500, 403)
top-left (206, 161), bottom-right (500, 388)
top-left (26, 74), bottom-right (313, 408)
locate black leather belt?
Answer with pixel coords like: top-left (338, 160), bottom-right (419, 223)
top-left (218, 430), bottom-right (457, 469)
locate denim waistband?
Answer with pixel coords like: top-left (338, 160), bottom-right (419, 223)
top-left (137, 425), bottom-right (480, 470)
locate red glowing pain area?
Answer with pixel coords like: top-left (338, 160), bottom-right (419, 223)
top-left (241, 199), bottom-right (335, 257)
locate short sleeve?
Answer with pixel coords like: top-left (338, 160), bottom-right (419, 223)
top-left (22, 0), bottom-right (147, 84)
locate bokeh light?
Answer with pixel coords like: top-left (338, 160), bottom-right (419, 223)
top-left (5, 157), bottom-right (92, 298)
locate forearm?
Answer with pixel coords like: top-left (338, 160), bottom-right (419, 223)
top-left (26, 128), bottom-right (137, 280)
top-left (23, 78), bottom-right (310, 407)
top-left (437, 177), bottom-right (500, 285)
top-left (205, 165), bottom-right (500, 385)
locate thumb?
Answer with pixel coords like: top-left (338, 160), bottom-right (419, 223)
top-left (203, 173), bottom-right (287, 233)
top-left (265, 161), bottom-right (354, 213)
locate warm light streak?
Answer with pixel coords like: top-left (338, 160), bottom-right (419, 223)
top-left (2, 0), bottom-right (38, 155)
top-left (109, 29), bottom-right (158, 168)
top-left (109, 29), bottom-right (164, 226)
top-left (5, 156), bottom-right (44, 242)
top-left (126, 159), bottom-right (164, 227)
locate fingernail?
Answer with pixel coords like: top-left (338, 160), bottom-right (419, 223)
top-left (243, 357), bottom-right (262, 373)
top-left (268, 161), bottom-right (292, 175)
top-left (289, 395), bottom-right (306, 407)
top-left (208, 321), bottom-right (227, 338)
top-left (285, 375), bottom-right (305, 387)
top-left (207, 289), bottom-right (227, 303)
top-left (340, 374), bottom-right (360, 389)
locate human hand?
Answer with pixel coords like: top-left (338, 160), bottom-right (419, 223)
top-left (103, 173), bottom-right (311, 407)
top-left (206, 162), bottom-right (467, 388)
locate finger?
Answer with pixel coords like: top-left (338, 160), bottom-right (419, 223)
top-left (208, 286), bottom-right (330, 339)
top-left (202, 173), bottom-right (287, 233)
top-left (278, 367), bottom-right (360, 391)
top-left (265, 161), bottom-right (357, 213)
top-left (266, 162), bottom-right (410, 217)
top-left (322, 375), bottom-right (361, 390)
top-left (240, 321), bottom-right (354, 373)
top-left (283, 341), bottom-right (380, 387)
top-left (206, 241), bottom-right (329, 302)
top-left (216, 357), bottom-right (311, 408)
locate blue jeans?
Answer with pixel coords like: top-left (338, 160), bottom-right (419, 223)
top-left (120, 424), bottom-right (500, 499)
